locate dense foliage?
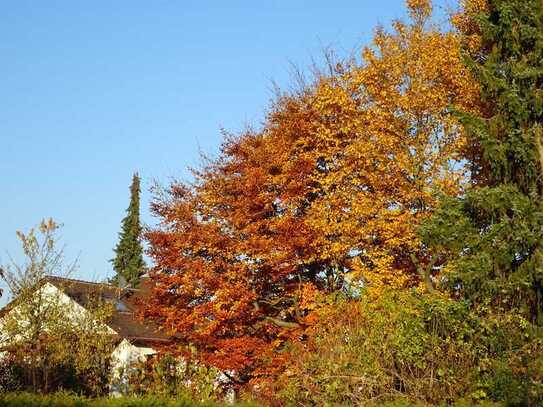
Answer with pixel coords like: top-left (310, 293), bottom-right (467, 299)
top-left (264, 291), bottom-right (542, 405)
top-left (143, 0), bottom-right (479, 385)
top-left (123, 352), bottom-right (228, 401)
top-left (421, 0), bottom-right (543, 325)
top-left (0, 393), bottom-right (258, 407)
top-left (0, 392), bottom-right (512, 407)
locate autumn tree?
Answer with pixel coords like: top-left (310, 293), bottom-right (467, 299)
top-left (421, 0), bottom-right (543, 324)
top-left (145, 0), bottom-right (479, 383)
top-left (112, 173), bottom-right (146, 287)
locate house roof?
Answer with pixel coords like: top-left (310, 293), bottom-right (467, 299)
top-left (1, 276), bottom-right (172, 347)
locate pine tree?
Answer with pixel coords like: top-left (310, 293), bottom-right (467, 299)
top-left (111, 173), bottom-right (146, 287)
top-left (421, 0), bottom-right (543, 324)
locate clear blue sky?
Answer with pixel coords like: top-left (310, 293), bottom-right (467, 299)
top-left (0, 0), bottom-right (452, 305)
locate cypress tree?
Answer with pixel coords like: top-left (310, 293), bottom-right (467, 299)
top-left (421, 0), bottom-right (543, 324)
top-left (111, 173), bottom-right (146, 287)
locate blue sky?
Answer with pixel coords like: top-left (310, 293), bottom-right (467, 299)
top-left (0, 0), bottom-right (452, 306)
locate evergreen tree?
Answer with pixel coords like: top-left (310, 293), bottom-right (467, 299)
top-left (421, 0), bottom-right (543, 324)
top-left (111, 173), bottom-right (146, 287)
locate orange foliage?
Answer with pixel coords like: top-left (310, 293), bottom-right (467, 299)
top-left (303, 0), bottom-right (480, 293)
top-left (144, 0), bottom-right (480, 383)
top-left (451, 0), bottom-right (489, 53)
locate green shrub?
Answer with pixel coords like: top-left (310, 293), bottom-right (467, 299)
top-left (0, 358), bottom-right (24, 393)
top-left (0, 392), bottom-right (259, 407)
top-left (479, 336), bottom-right (543, 407)
top-left (263, 290), bottom-right (542, 406)
top-left (123, 351), bottom-right (227, 401)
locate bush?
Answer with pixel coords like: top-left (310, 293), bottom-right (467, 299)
top-left (481, 336), bottom-right (543, 406)
top-left (258, 290), bottom-right (542, 406)
top-left (0, 358), bottom-right (24, 393)
top-left (0, 392), bottom-right (258, 407)
top-left (123, 351), bottom-right (229, 401)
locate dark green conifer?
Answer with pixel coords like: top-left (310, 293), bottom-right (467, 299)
top-left (421, 0), bottom-right (543, 324)
top-left (111, 173), bottom-right (146, 287)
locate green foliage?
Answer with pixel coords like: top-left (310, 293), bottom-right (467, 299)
top-left (420, 186), bottom-right (543, 315)
top-left (363, 400), bottom-right (503, 407)
top-left (0, 392), bottom-right (258, 407)
top-left (421, 0), bottom-right (543, 324)
top-left (466, 0), bottom-right (543, 191)
top-left (1, 294), bottom-right (116, 396)
top-left (0, 220), bottom-right (116, 396)
top-left (111, 173), bottom-right (146, 287)
top-left (123, 352), bottom-right (228, 401)
top-left (0, 358), bottom-right (24, 394)
top-left (269, 291), bottom-right (542, 406)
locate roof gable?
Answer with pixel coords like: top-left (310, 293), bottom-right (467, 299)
top-left (1, 276), bottom-right (171, 346)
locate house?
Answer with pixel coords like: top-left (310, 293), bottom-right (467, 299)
top-left (0, 276), bottom-right (172, 393)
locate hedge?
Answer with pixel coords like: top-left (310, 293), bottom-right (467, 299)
top-left (0, 393), bottom-right (258, 407)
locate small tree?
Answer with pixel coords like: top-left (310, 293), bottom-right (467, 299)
top-left (0, 219), bottom-right (115, 395)
top-left (0, 219), bottom-right (74, 392)
top-left (111, 173), bottom-right (146, 287)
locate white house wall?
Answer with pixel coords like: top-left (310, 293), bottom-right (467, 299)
top-left (110, 338), bottom-right (156, 396)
